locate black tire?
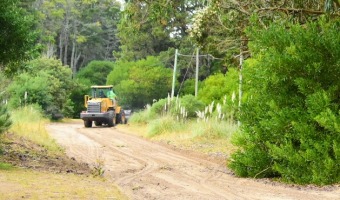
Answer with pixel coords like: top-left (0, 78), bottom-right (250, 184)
top-left (94, 121), bottom-right (102, 126)
top-left (107, 111), bottom-right (115, 127)
top-left (121, 110), bottom-right (126, 124)
top-left (116, 113), bottom-right (121, 124)
top-left (116, 110), bottom-right (126, 124)
top-left (84, 120), bottom-right (92, 128)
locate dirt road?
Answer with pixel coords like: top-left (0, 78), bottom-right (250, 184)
top-left (47, 121), bottom-right (340, 200)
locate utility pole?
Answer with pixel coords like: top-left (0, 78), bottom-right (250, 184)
top-left (238, 50), bottom-right (244, 127)
top-left (171, 49), bottom-right (178, 98)
top-left (195, 48), bottom-right (199, 97)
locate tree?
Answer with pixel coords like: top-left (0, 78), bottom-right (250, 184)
top-left (107, 56), bottom-right (173, 108)
top-left (0, 0), bottom-right (37, 73)
top-left (116, 0), bottom-right (203, 61)
top-left (229, 18), bottom-right (340, 185)
top-left (32, 0), bottom-right (122, 74)
top-left (189, 0), bottom-right (340, 65)
top-left (76, 60), bottom-right (115, 85)
top-left (8, 57), bottom-right (74, 116)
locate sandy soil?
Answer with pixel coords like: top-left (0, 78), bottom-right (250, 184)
top-left (46, 121), bottom-right (340, 200)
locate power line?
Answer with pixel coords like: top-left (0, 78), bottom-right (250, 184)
top-left (177, 53), bottom-right (223, 60)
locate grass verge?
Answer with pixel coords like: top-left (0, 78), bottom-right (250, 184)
top-left (0, 168), bottom-right (127, 200)
top-left (122, 112), bottom-right (238, 160)
top-left (9, 105), bottom-right (61, 153)
top-left (0, 105), bottom-right (127, 199)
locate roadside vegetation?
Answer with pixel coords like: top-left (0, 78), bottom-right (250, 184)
top-left (0, 0), bottom-right (339, 188)
top-left (10, 105), bottom-right (61, 152)
top-left (126, 94), bottom-right (238, 159)
top-left (0, 105), bottom-right (127, 199)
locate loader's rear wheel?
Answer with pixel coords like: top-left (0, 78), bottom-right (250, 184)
top-left (84, 120), bottom-right (92, 128)
top-left (94, 121), bottom-right (102, 126)
top-left (116, 114), bottom-right (121, 124)
top-left (121, 110), bottom-right (126, 124)
top-left (116, 110), bottom-right (126, 124)
top-left (107, 111), bottom-right (115, 127)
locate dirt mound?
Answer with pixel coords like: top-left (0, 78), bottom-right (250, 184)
top-left (0, 133), bottom-right (91, 175)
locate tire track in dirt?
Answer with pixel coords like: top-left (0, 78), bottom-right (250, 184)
top-left (47, 121), bottom-right (340, 200)
top-left (77, 127), bottom-right (228, 199)
top-left (77, 127), bottom-right (160, 186)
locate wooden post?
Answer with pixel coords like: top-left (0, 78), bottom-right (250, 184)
top-left (195, 48), bottom-right (199, 97)
top-left (171, 49), bottom-right (178, 98)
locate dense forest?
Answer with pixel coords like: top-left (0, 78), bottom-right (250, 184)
top-left (1, 0), bottom-right (339, 185)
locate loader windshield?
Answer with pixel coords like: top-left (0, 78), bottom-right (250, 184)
top-left (90, 85), bottom-right (114, 98)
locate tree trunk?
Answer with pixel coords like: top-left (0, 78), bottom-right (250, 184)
top-left (46, 42), bottom-right (54, 58)
top-left (59, 32), bottom-right (63, 62)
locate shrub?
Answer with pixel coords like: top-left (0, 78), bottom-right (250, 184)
top-left (229, 19), bottom-right (340, 185)
top-left (8, 57), bottom-right (73, 117)
top-left (198, 69), bottom-right (238, 105)
top-left (150, 98), bottom-right (169, 116)
top-left (179, 95), bottom-right (205, 118)
top-left (150, 95), bottom-right (205, 119)
top-left (0, 105), bottom-right (12, 134)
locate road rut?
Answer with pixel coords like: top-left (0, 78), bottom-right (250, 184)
top-left (47, 121), bottom-right (340, 200)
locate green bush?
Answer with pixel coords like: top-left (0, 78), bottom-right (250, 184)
top-left (198, 69), bottom-right (238, 105)
top-left (150, 95), bottom-right (204, 119)
top-left (8, 57), bottom-right (73, 117)
top-left (150, 98), bottom-right (169, 117)
top-left (179, 95), bottom-right (205, 118)
top-left (229, 19), bottom-right (340, 185)
top-left (0, 105), bottom-right (12, 134)
top-left (180, 78), bottom-right (202, 96)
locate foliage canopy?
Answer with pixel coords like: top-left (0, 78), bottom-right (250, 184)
top-left (229, 18), bottom-right (340, 185)
top-left (107, 56), bottom-right (173, 108)
top-left (0, 0), bottom-right (37, 73)
top-left (8, 57), bottom-right (74, 116)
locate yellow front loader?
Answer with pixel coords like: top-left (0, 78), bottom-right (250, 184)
top-left (80, 85), bottom-right (126, 128)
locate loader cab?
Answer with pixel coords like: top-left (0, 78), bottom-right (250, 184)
top-left (91, 86), bottom-right (112, 99)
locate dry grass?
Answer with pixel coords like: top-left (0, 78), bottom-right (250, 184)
top-left (0, 168), bottom-right (127, 200)
top-left (119, 118), bottom-right (238, 159)
top-left (2, 106), bottom-right (127, 199)
top-left (9, 106), bottom-right (61, 153)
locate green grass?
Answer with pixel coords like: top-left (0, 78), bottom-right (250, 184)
top-left (122, 111), bottom-right (238, 158)
top-left (190, 119), bottom-right (238, 139)
top-left (145, 114), bottom-right (237, 140)
top-left (0, 162), bottom-right (13, 170)
top-left (128, 105), bottom-right (154, 124)
top-left (147, 115), bottom-right (186, 137)
top-left (9, 105), bottom-right (62, 153)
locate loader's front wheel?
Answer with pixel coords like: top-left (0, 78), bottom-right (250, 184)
top-left (84, 120), bottom-right (92, 128)
top-left (107, 111), bottom-right (115, 127)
